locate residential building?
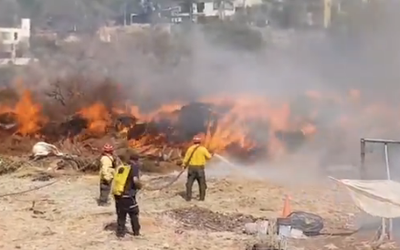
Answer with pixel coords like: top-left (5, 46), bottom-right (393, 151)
top-left (0, 18), bottom-right (33, 66)
top-left (192, 0), bottom-right (236, 20)
top-left (0, 18), bottom-right (31, 52)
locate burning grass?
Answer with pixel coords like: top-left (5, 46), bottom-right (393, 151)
top-left (0, 74), bottom-right (396, 174)
top-left (0, 76), bottom-right (319, 164)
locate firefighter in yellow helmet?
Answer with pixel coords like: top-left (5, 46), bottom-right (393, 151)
top-left (98, 143), bottom-right (117, 206)
top-left (182, 136), bottom-right (213, 201)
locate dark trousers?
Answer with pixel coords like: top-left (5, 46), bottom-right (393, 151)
top-left (115, 195), bottom-right (141, 237)
top-left (99, 181), bottom-right (111, 205)
top-left (186, 166), bottom-right (207, 201)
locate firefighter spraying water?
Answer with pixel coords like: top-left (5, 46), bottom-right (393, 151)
top-left (182, 136), bottom-right (214, 201)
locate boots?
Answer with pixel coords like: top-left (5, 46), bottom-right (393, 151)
top-left (116, 226), bottom-right (125, 238)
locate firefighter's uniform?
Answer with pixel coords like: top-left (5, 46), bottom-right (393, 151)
top-left (113, 151), bottom-right (142, 238)
top-left (183, 143), bottom-right (212, 201)
top-left (99, 154), bottom-right (115, 205)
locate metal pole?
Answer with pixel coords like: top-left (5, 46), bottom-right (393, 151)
top-left (384, 143), bottom-right (391, 180)
top-left (11, 43), bottom-right (16, 64)
top-left (360, 139), bottom-right (366, 179)
top-left (362, 138), bottom-right (400, 144)
top-left (384, 143), bottom-right (393, 239)
top-left (124, 3), bottom-right (127, 26)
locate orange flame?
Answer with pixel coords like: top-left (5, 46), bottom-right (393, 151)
top-left (79, 103), bottom-right (110, 135)
top-left (5, 84), bottom-right (393, 162)
top-left (0, 90), bottom-right (47, 135)
top-left (15, 90), bottom-right (47, 135)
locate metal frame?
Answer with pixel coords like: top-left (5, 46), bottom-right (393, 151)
top-left (360, 138), bottom-right (400, 240)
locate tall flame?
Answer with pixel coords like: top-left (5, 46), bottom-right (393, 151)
top-left (0, 90), bottom-right (46, 136)
top-left (79, 102), bottom-right (111, 135)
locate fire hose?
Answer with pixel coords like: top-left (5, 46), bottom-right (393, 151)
top-left (143, 168), bottom-right (187, 191)
top-left (0, 180), bottom-right (59, 198)
top-left (143, 154), bottom-right (236, 191)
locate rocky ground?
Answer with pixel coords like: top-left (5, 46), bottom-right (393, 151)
top-left (0, 164), bottom-right (397, 250)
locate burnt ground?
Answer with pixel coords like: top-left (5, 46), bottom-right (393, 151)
top-left (0, 167), bottom-right (397, 250)
top-left (164, 206), bottom-right (259, 233)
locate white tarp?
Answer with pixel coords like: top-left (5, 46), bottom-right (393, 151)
top-left (333, 178), bottom-right (400, 218)
top-left (32, 142), bottom-right (64, 157)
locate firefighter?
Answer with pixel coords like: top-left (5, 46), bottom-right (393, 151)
top-left (112, 150), bottom-right (142, 238)
top-left (182, 136), bottom-right (213, 201)
top-left (98, 143), bottom-right (116, 206)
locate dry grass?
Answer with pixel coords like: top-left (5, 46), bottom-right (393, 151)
top-left (0, 170), bottom-right (396, 250)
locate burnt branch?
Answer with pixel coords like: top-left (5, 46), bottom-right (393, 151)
top-left (46, 80), bottom-right (66, 106)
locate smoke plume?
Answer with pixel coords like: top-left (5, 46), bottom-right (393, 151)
top-left (1, 0), bottom-right (400, 180)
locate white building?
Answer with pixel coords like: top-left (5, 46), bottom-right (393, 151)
top-left (233, 0), bottom-right (262, 8)
top-left (0, 18), bottom-right (31, 52)
top-left (0, 19), bottom-right (33, 66)
top-left (192, 0), bottom-right (235, 19)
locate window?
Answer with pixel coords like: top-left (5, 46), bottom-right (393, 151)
top-left (223, 1), bottom-right (234, 10)
top-left (197, 3), bottom-right (205, 13)
top-left (213, 2), bottom-right (220, 10)
top-left (0, 31), bottom-right (11, 40)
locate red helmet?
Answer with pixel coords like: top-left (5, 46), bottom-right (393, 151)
top-left (193, 136), bottom-right (201, 143)
top-left (102, 143), bottom-right (114, 153)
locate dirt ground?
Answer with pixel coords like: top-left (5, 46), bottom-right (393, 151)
top-left (0, 167), bottom-right (397, 250)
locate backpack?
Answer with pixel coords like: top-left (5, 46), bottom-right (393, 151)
top-left (112, 164), bottom-right (131, 196)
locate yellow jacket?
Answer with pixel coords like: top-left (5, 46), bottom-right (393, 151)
top-left (99, 155), bottom-right (115, 182)
top-left (183, 144), bottom-right (212, 167)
